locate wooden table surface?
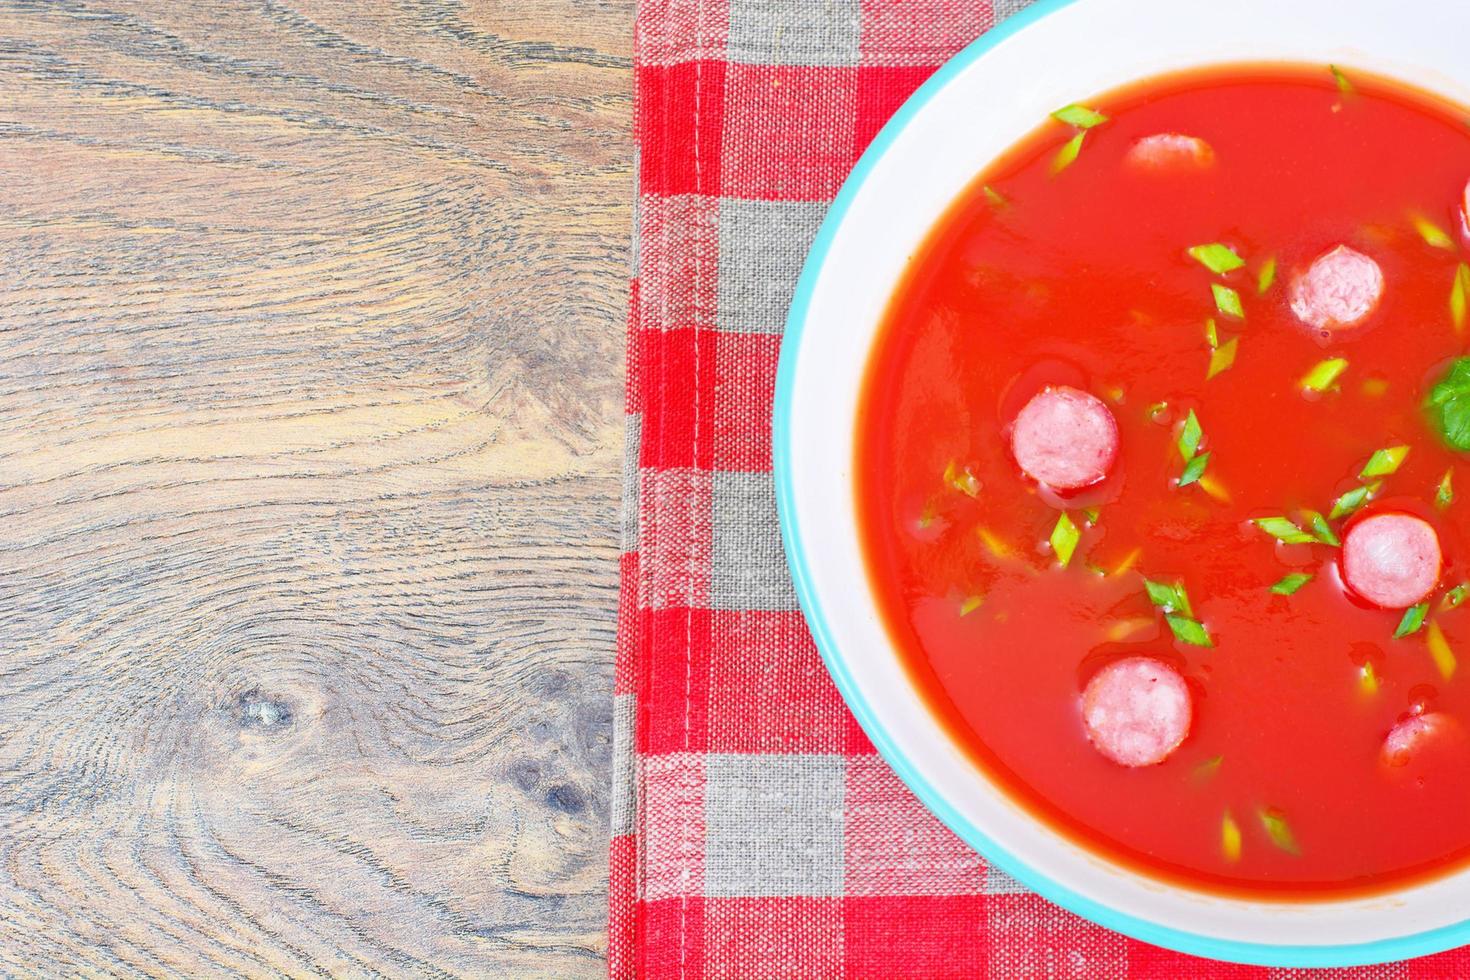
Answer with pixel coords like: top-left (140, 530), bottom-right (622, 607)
top-left (0, 1), bottom-right (631, 975)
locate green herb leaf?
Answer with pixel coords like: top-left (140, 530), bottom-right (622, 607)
top-left (1051, 104), bottom-right (1109, 129)
top-left (1052, 131), bottom-right (1086, 174)
top-left (1260, 807), bottom-right (1302, 855)
top-left (1305, 510), bottom-right (1340, 547)
top-left (1438, 468), bottom-right (1456, 510)
top-left (1166, 613), bottom-right (1213, 647)
top-left (1301, 358), bottom-right (1349, 392)
top-left (1253, 517), bottom-right (1316, 545)
top-left (1050, 512), bottom-right (1081, 568)
top-left (1329, 481), bottom-right (1381, 520)
top-left (1212, 282), bottom-right (1245, 319)
top-left (1207, 337), bottom-right (1238, 380)
top-left (1257, 256), bottom-right (1278, 294)
top-left (1453, 263), bottom-right (1469, 333)
top-left (1329, 64), bottom-right (1354, 95)
top-left (1361, 445), bottom-right (1411, 479)
top-left (1179, 451), bottom-right (1210, 488)
top-left (982, 184), bottom-right (1009, 208)
top-left (1178, 410), bottom-right (1203, 460)
top-left (1143, 578), bottom-right (1193, 617)
top-left (1412, 213), bottom-right (1456, 251)
top-left (1188, 243), bottom-right (1246, 275)
top-left (959, 595), bottom-right (985, 616)
top-left (1270, 573), bottom-right (1313, 595)
top-left (1425, 357), bottom-right (1470, 452)
top-left (1395, 602), bottom-right (1430, 638)
top-left (1444, 584), bottom-right (1468, 609)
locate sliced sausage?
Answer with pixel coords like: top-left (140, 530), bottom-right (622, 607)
top-left (1124, 133), bottom-right (1215, 173)
top-left (1010, 386), bottom-right (1119, 491)
top-left (1289, 245), bottom-right (1384, 335)
top-left (1382, 713), bottom-right (1455, 767)
top-left (1342, 513), bottom-right (1442, 609)
top-left (1081, 657), bottom-right (1192, 768)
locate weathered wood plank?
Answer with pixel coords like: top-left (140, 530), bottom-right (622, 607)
top-left (0, 1), bottom-right (631, 975)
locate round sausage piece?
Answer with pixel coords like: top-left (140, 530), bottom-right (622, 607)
top-left (1081, 657), bottom-right (1192, 768)
top-left (1382, 713), bottom-right (1452, 768)
top-left (1342, 513), bottom-right (1442, 609)
top-left (1010, 386), bottom-right (1119, 491)
top-left (1289, 245), bottom-right (1384, 334)
top-left (1124, 133), bottom-right (1215, 172)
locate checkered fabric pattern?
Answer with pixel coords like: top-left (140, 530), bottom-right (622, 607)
top-left (609, 1), bottom-right (1470, 975)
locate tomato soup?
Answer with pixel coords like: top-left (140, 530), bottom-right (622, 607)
top-left (856, 65), bottom-right (1470, 898)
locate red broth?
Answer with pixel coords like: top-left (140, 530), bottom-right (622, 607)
top-left (856, 65), bottom-right (1470, 898)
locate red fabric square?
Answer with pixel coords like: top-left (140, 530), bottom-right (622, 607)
top-left (858, 0), bottom-right (994, 67)
top-left (615, 551), bottom-right (640, 697)
top-left (608, 834), bottom-right (638, 979)
top-left (1406, 949), bottom-right (1470, 978)
top-left (844, 894), bottom-right (990, 977)
top-left (706, 610), bottom-right (847, 753)
top-left (711, 331), bottom-right (780, 472)
top-left (638, 62), bottom-right (727, 197)
top-left (639, 326), bottom-right (717, 470)
top-left (643, 753), bottom-right (708, 902)
top-left (720, 64), bottom-right (859, 201)
top-left (638, 467), bottom-right (712, 609)
top-left (639, 608), bottom-right (712, 754)
top-left (637, 194), bottom-right (718, 335)
top-left (704, 897), bottom-right (843, 978)
top-left (626, 278), bottom-right (644, 413)
top-left (844, 755), bottom-right (987, 896)
top-left (853, 65), bottom-right (941, 157)
top-left (642, 897), bottom-right (707, 978)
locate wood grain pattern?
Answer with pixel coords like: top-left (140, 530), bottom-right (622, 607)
top-left (0, 1), bottom-right (631, 975)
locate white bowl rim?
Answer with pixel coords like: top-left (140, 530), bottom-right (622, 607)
top-left (772, 0), bottom-right (1470, 966)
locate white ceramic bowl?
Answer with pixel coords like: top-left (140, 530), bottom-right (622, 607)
top-left (773, 0), bottom-right (1470, 966)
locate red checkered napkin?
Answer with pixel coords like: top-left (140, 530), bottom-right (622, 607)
top-left (609, 0), bottom-right (1470, 975)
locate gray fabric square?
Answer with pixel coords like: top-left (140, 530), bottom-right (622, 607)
top-left (629, 149), bottom-right (642, 278)
top-left (711, 471), bottom-right (798, 610)
top-left (994, 0), bottom-right (1040, 20)
top-left (611, 694), bottom-right (637, 837)
top-left (726, 0), bottom-right (862, 67)
top-left (621, 412), bottom-right (641, 552)
top-left (983, 865), bottom-right (1031, 895)
top-left (705, 753), bottom-right (845, 897)
top-left (716, 198), bottom-right (827, 335)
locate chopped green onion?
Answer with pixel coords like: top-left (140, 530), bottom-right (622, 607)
top-left (1195, 755), bottom-right (1223, 781)
top-left (1178, 410), bottom-right (1202, 460)
top-left (1212, 283), bottom-right (1245, 319)
top-left (1361, 445), bottom-right (1410, 479)
top-left (1257, 256), bottom-right (1278, 294)
top-left (1083, 507), bottom-right (1101, 524)
top-left (1396, 602), bottom-right (1430, 638)
top-left (1207, 337), bottom-right (1238, 380)
top-left (1329, 64), bottom-right (1354, 95)
top-left (982, 184), bottom-right (1009, 208)
top-left (1301, 357), bottom-right (1349, 392)
top-left (1453, 263), bottom-right (1469, 333)
top-left (1147, 400), bottom-right (1169, 422)
top-left (1259, 807), bottom-right (1301, 855)
top-left (1050, 512), bottom-right (1081, 568)
top-left (1166, 613), bottom-right (1213, 647)
top-left (944, 460), bottom-right (982, 498)
top-left (1428, 619), bottom-right (1457, 679)
top-left (1221, 811), bottom-right (1242, 862)
top-left (1253, 517), bottom-right (1316, 545)
top-left (1360, 660), bottom-right (1379, 696)
top-left (1052, 131), bottom-right (1086, 174)
top-left (1051, 104), bottom-right (1109, 129)
top-left (1144, 578), bottom-right (1191, 616)
top-left (959, 595), bottom-right (985, 616)
top-left (1188, 243), bottom-right (1246, 275)
top-left (1204, 318), bottom-right (1219, 348)
top-left (1362, 377), bottom-right (1389, 398)
top-left (1305, 511), bottom-right (1339, 547)
top-left (1412, 213), bottom-right (1456, 251)
top-left (1426, 357), bottom-right (1470, 452)
top-left (1179, 451), bottom-right (1210, 488)
top-left (1444, 584), bottom-right (1468, 610)
top-left (1438, 469), bottom-right (1455, 510)
top-left (1329, 481), bottom-right (1381, 520)
top-left (1270, 572), bottom-right (1313, 595)
top-left (977, 526), bottom-right (1011, 558)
